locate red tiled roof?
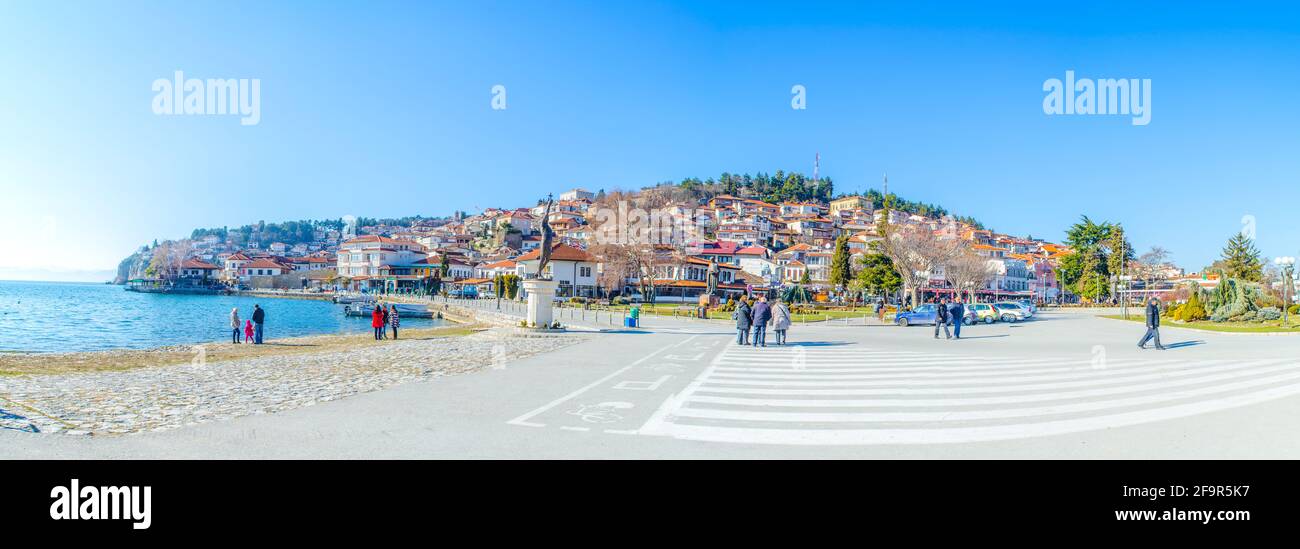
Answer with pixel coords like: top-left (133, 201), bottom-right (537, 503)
top-left (181, 259), bottom-right (220, 270)
top-left (516, 243), bottom-right (595, 262)
top-left (243, 259), bottom-right (288, 270)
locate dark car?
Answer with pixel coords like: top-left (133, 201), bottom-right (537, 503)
top-left (895, 304), bottom-right (970, 327)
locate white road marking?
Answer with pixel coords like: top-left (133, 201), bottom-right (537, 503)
top-left (614, 375), bottom-right (673, 391)
top-left (638, 342), bottom-right (1300, 445)
top-left (506, 335), bottom-right (698, 427)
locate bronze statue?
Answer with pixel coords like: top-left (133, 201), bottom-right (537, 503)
top-left (706, 259), bottom-right (719, 296)
top-left (536, 194), bottom-right (556, 279)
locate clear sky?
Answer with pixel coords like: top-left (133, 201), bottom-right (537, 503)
top-left (2, 1), bottom-right (1298, 281)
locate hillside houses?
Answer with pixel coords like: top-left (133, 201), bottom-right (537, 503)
top-left (141, 180), bottom-right (1079, 304)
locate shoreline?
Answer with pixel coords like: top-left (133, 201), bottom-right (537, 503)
top-left (0, 324), bottom-right (583, 436)
top-left (0, 322), bottom-right (476, 376)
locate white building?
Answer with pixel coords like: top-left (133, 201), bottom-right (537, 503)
top-left (559, 188), bottom-right (595, 201)
top-left (515, 243), bottom-right (599, 298)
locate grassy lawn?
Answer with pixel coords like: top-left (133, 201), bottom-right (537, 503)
top-left (0, 323), bottom-right (486, 376)
top-left (1100, 314), bottom-right (1300, 333)
top-left (593, 303), bottom-right (881, 323)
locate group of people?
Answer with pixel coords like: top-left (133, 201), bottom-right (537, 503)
top-left (371, 304), bottom-right (400, 340)
top-left (228, 304), bottom-right (266, 344)
top-left (732, 295), bottom-right (793, 347)
top-left (931, 297), bottom-right (966, 340)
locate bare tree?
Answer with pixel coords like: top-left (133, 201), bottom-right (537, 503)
top-left (1135, 246), bottom-right (1171, 300)
top-left (944, 248), bottom-right (995, 303)
top-left (879, 224), bottom-right (960, 307)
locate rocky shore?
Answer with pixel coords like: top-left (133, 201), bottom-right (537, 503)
top-left (0, 327), bottom-right (582, 435)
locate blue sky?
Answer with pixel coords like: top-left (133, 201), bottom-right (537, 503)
top-left (1, 1), bottom-right (1298, 281)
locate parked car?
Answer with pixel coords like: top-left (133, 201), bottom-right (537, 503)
top-left (968, 303), bottom-right (999, 324)
top-left (895, 304), bottom-right (972, 326)
top-left (993, 302), bottom-right (1030, 322)
top-left (1016, 300), bottom-right (1037, 316)
top-left (449, 286), bottom-right (479, 299)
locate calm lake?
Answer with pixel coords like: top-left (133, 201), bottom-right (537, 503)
top-left (0, 280), bottom-right (444, 353)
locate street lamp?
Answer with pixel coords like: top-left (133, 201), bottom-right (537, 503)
top-left (1275, 256), bottom-right (1296, 325)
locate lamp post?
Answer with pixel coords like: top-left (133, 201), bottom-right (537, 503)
top-left (1275, 257), bottom-right (1296, 325)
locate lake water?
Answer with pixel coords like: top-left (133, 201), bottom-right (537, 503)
top-left (0, 281), bottom-right (444, 353)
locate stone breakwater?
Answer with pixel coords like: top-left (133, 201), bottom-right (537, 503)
top-left (0, 329), bottom-right (581, 436)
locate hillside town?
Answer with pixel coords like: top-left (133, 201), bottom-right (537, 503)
top-left (122, 181), bottom-right (1210, 307)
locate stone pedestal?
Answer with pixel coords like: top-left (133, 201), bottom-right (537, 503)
top-left (523, 278), bottom-right (559, 327)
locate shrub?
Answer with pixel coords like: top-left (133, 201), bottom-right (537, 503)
top-left (1239, 311), bottom-right (1257, 322)
top-left (1289, 304), bottom-right (1299, 316)
top-left (1181, 293), bottom-right (1208, 321)
top-left (1257, 307), bottom-right (1282, 321)
top-left (1164, 304), bottom-right (1183, 320)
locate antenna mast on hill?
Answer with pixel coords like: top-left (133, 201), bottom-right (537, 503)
top-left (813, 153), bottom-right (820, 187)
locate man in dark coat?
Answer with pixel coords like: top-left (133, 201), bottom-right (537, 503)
top-left (750, 296), bottom-right (772, 347)
top-left (1138, 297), bottom-right (1165, 350)
top-left (251, 304), bottom-right (266, 344)
top-left (733, 299), bottom-right (752, 345)
top-left (949, 296), bottom-right (965, 339)
top-left (934, 298), bottom-right (952, 340)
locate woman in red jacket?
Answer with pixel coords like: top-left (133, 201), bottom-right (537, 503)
top-left (371, 305), bottom-right (385, 340)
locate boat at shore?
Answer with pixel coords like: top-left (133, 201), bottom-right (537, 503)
top-left (124, 279), bottom-right (232, 295)
top-left (343, 302), bottom-right (436, 318)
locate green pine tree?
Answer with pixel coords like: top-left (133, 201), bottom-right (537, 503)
top-left (829, 234), bottom-right (852, 291)
top-left (1220, 233), bottom-right (1263, 282)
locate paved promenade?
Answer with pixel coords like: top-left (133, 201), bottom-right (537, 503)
top-left (4, 310), bottom-right (1299, 458)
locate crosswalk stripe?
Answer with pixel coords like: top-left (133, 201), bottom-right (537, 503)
top-left (706, 359), bottom-right (1221, 382)
top-left (691, 363), bottom-right (1300, 407)
top-left (712, 358), bottom-right (1175, 376)
top-left (648, 381), bottom-right (1300, 445)
top-left (675, 368), bottom-right (1300, 423)
top-left (701, 359), bottom-right (1280, 389)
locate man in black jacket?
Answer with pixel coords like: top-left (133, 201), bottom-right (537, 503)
top-left (1138, 297), bottom-right (1165, 350)
top-left (252, 304), bottom-right (266, 344)
top-left (934, 298), bottom-right (952, 340)
top-left (949, 297), bottom-right (965, 339)
top-left (733, 300), bottom-right (751, 345)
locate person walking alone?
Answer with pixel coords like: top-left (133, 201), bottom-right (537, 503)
top-left (1138, 297), bottom-right (1166, 350)
top-left (934, 297), bottom-right (952, 340)
top-left (751, 295), bottom-right (771, 347)
top-left (772, 298), bottom-right (792, 346)
top-left (229, 307), bottom-right (241, 344)
top-left (371, 305), bottom-right (385, 340)
top-left (251, 304), bottom-right (266, 344)
top-left (389, 304), bottom-right (400, 340)
top-left (733, 299), bottom-right (752, 345)
top-left (949, 296), bottom-right (965, 340)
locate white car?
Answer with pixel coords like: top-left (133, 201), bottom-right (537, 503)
top-left (993, 302), bottom-right (1030, 322)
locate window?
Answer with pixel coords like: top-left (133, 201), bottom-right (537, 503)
top-left (579, 266), bottom-right (592, 278)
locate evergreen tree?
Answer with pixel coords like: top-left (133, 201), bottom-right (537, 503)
top-left (1220, 233), bottom-right (1263, 282)
top-left (829, 234), bottom-right (852, 291)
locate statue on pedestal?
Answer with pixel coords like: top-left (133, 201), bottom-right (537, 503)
top-left (537, 194), bottom-right (556, 279)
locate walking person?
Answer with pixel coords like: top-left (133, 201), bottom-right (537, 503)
top-left (243, 320), bottom-right (255, 344)
top-left (229, 307), bottom-right (241, 344)
top-left (772, 298), bottom-right (792, 346)
top-left (251, 304), bottom-right (266, 344)
top-left (733, 298), bottom-right (752, 345)
top-left (1138, 297), bottom-right (1166, 350)
top-left (371, 305), bottom-right (385, 340)
top-left (949, 296), bottom-right (965, 340)
top-left (389, 304), bottom-right (400, 340)
top-left (934, 297), bottom-right (952, 340)
top-left (751, 295), bottom-right (771, 347)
